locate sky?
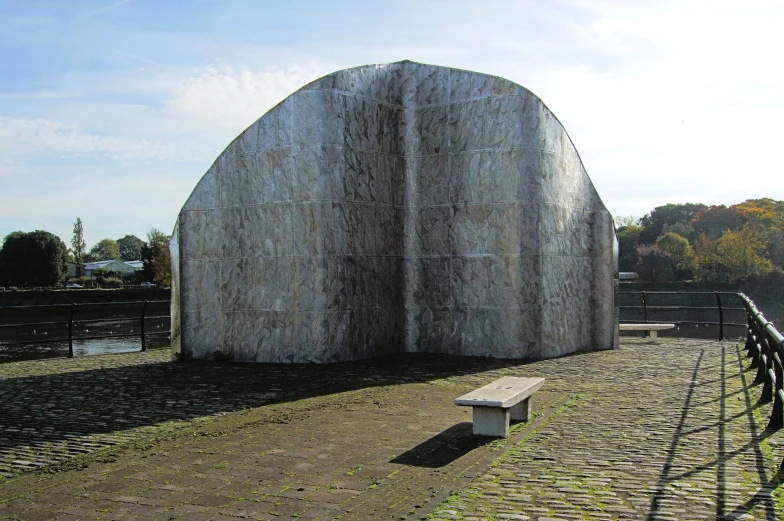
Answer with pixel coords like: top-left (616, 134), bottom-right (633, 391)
top-left (1, 0), bottom-right (783, 249)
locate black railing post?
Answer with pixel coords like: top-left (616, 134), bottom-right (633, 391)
top-left (140, 300), bottom-right (148, 352)
top-left (642, 292), bottom-right (648, 323)
top-left (744, 300), bottom-right (754, 353)
top-left (715, 292), bottom-right (724, 341)
top-left (67, 303), bottom-right (75, 358)
top-left (767, 346), bottom-right (784, 430)
top-left (754, 314), bottom-right (770, 387)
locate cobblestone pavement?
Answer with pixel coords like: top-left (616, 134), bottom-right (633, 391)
top-left (427, 338), bottom-right (784, 521)
top-left (0, 338), bottom-right (781, 520)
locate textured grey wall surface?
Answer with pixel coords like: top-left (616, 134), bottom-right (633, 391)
top-left (172, 60), bottom-right (617, 363)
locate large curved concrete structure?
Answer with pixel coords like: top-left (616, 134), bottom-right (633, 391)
top-left (170, 60), bottom-right (618, 363)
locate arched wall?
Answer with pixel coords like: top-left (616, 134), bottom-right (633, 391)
top-left (171, 61), bottom-right (617, 363)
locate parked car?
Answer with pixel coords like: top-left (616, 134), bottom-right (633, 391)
top-left (65, 283), bottom-right (83, 289)
top-left (140, 282), bottom-right (156, 287)
top-left (8, 286), bottom-right (17, 290)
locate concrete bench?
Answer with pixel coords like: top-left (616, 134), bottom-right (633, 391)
top-left (619, 323), bottom-right (675, 340)
top-left (454, 376), bottom-right (545, 437)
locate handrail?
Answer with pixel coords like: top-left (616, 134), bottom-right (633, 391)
top-left (619, 291), bottom-right (747, 340)
top-left (0, 300), bottom-right (171, 358)
top-left (740, 294), bottom-right (784, 436)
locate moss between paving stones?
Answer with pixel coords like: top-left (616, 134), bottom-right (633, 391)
top-left (1, 339), bottom-right (782, 521)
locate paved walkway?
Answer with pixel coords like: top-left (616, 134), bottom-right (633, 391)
top-left (0, 338), bottom-right (781, 520)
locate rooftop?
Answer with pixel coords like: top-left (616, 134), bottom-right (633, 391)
top-left (0, 338), bottom-right (781, 520)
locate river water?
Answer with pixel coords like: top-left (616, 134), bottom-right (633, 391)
top-left (0, 336), bottom-right (171, 363)
top-left (0, 301), bottom-right (171, 363)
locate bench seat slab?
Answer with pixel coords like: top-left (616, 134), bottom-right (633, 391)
top-left (454, 377), bottom-right (545, 408)
top-left (619, 323), bottom-right (675, 340)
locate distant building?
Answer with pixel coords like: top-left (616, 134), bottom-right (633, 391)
top-left (83, 259), bottom-right (141, 278)
top-left (66, 261), bottom-right (83, 279)
top-left (124, 260), bottom-right (143, 271)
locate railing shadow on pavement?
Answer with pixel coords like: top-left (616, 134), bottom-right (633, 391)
top-left (644, 329), bottom-right (782, 521)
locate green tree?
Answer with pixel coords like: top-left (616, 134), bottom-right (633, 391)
top-left (117, 235), bottom-right (145, 261)
top-left (660, 222), bottom-right (696, 242)
top-left (616, 225), bottom-right (643, 272)
top-left (768, 230), bottom-right (784, 269)
top-left (636, 244), bottom-right (674, 282)
top-left (141, 227), bottom-right (171, 282)
top-left (146, 228), bottom-right (169, 250)
top-left (695, 228), bottom-right (773, 284)
top-left (71, 218), bottom-right (86, 263)
top-left (655, 232), bottom-right (694, 280)
top-left (86, 238), bottom-right (120, 261)
top-left (152, 244), bottom-right (172, 287)
top-left (0, 230), bottom-right (68, 287)
top-left (639, 203), bottom-right (707, 245)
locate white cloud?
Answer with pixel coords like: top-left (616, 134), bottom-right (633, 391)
top-left (0, 117), bottom-right (174, 160)
top-left (163, 63), bottom-right (328, 133)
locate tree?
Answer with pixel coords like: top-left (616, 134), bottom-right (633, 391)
top-left (639, 203), bottom-right (707, 245)
top-left (661, 222), bottom-right (696, 242)
top-left (0, 230), bottom-right (68, 287)
top-left (141, 227), bottom-right (171, 282)
top-left (768, 230), bottom-right (784, 270)
top-left (695, 228), bottom-right (773, 284)
top-left (117, 235), bottom-right (145, 261)
top-left (691, 205), bottom-right (747, 239)
top-left (615, 215), bottom-right (640, 227)
top-left (635, 244), bottom-right (674, 282)
top-left (71, 218), bottom-right (86, 263)
top-left (151, 244), bottom-right (172, 287)
top-left (616, 225), bottom-right (643, 272)
top-left (733, 198), bottom-right (784, 231)
top-left (146, 228), bottom-right (169, 250)
top-left (85, 238), bottom-right (120, 261)
top-left (656, 232), bottom-right (695, 280)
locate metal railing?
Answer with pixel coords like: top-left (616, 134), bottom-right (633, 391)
top-left (742, 294), bottom-right (784, 434)
top-left (619, 291), bottom-right (747, 341)
top-left (622, 291), bottom-right (783, 468)
top-left (0, 300), bottom-right (170, 357)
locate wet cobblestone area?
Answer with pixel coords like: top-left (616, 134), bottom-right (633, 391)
top-left (0, 338), bottom-right (781, 520)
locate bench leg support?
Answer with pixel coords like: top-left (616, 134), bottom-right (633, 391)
top-left (650, 330), bottom-right (658, 340)
top-left (472, 407), bottom-right (510, 437)
top-left (510, 397), bottom-right (532, 422)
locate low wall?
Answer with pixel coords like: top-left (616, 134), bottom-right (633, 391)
top-left (0, 288), bottom-right (171, 307)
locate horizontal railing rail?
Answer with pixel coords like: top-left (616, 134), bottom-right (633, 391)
top-left (0, 300), bottom-right (170, 357)
top-left (619, 291), bottom-right (747, 340)
top-left (622, 291), bottom-right (783, 468)
top-left (740, 293), bottom-right (784, 472)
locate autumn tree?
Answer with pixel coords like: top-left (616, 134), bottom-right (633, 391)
top-left (691, 205), bottom-right (747, 239)
top-left (151, 244), bottom-right (172, 287)
top-left (695, 228), bottom-right (772, 284)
